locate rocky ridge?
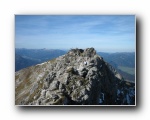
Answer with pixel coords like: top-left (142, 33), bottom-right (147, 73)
top-left (15, 48), bottom-right (135, 105)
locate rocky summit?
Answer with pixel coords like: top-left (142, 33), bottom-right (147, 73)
top-left (15, 48), bottom-right (135, 105)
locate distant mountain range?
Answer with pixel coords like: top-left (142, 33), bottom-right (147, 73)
top-left (97, 52), bottom-right (135, 82)
top-left (15, 48), bottom-right (67, 71)
top-left (97, 52), bottom-right (135, 67)
top-left (15, 54), bottom-right (39, 71)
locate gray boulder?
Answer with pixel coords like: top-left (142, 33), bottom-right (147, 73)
top-left (49, 81), bottom-right (60, 91)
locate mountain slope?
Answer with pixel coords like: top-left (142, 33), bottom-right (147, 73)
top-left (15, 48), bottom-right (67, 61)
top-left (15, 49), bottom-right (67, 71)
top-left (97, 52), bottom-right (135, 67)
top-left (97, 52), bottom-right (135, 82)
top-left (15, 54), bottom-right (39, 71)
top-left (15, 48), bottom-right (135, 105)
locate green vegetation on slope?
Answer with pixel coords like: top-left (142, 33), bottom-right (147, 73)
top-left (117, 66), bottom-right (135, 75)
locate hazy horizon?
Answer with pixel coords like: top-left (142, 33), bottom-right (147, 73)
top-left (15, 47), bottom-right (135, 53)
top-left (15, 15), bottom-right (135, 53)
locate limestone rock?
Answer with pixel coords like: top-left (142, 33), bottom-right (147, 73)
top-left (49, 81), bottom-right (60, 91)
top-left (15, 48), bottom-right (135, 105)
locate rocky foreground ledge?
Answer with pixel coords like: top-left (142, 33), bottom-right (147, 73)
top-left (15, 48), bottom-right (135, 105)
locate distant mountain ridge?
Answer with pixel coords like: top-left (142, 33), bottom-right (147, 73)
top-left (97, 52), bottom-right (135, 82)
top-left (15, 48), bottom-right (67, 61)
top-left (15, 54), bottom-right (39, 71)
top-left (15, 48), bottom-right (67, 71)
top-left (97, 52), bottom-right (135, 67)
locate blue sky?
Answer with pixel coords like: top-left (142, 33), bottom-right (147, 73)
top-left (15, 15), bottom-right (135, 52)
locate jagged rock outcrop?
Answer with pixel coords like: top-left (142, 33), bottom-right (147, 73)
top-left (15, 48), bottom-right (135, 105)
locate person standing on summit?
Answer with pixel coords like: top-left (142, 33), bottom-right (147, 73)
top-left (84, 61), bottom-right (87, 65)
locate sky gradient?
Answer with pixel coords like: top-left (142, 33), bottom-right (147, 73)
top-left (15, 15), bottom-right (135, 52)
